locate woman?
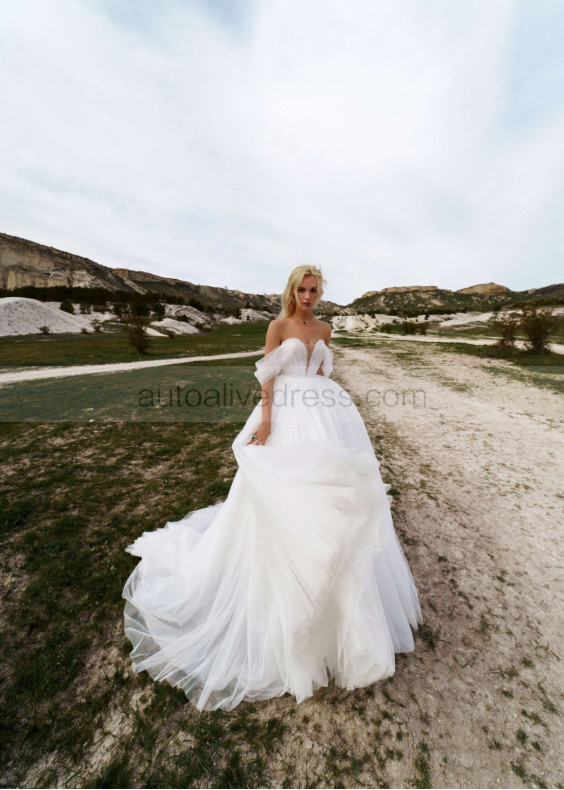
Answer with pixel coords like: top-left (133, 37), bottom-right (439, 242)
top-left (122, 265), bottom-right (423, 711)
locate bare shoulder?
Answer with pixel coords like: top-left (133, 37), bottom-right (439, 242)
top-left (268, 316), bottom-right (294, 338)
top-left (317, 319), bottom-right (332, 344)
top-left (266, 317), bottom-right (286, 336)
top-left (264, 318), bottom-right (284, 352)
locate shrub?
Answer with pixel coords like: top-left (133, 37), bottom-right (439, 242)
top-left (519, 304), bottom-right (561, 354)
top-left (188, 297), bottom-right (204, 311)
top-left (60, 299), bottom-right (75, 314)
top-left (39, 325), bottom-right (51, 334)
top-left (401, 320), bottom-right (417, 335)
top-left (486, 310), bottom-right (520, 355)
top-left (80, 327), bottom-right (89, 334)
top-left (127, 318), bottom-right (151, 354)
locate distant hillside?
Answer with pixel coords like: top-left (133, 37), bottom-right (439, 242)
top-left (0, 232), bottom-right (127, 292)
top-left (350, 281), bottom-right (564, 317)
top-left (1, 232), bottom-right (561, 318)
top-left (0, 233), bottom-right (340, 316)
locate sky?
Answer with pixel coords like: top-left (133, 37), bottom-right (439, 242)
top-left (1, 0), bottom-right (563, 306)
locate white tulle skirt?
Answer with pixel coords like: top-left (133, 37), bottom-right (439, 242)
top-left (122, 373), bottom-right (423, 711)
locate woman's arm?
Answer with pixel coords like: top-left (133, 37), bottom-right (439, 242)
top-left (261, 320), bottom-right (282, 417)
top-left (247, 321), bottom-right (282, 444)
top-left (316, 322), bottom-right (332, 375)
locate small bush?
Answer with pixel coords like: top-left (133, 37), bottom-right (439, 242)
top-left (39, 325), bottom-right (51, 334)
top-left (60, 299), bottom-right (75, 314)
top-left (188, 297), bottom-right (204, 311)
top-left (519, 303), bottom-right (561, 354)
top-left (487, 310), bottom-right (520, 355)
top-left (80, 327), bottom-right (89, 334)
top-left (127, 318), bottom-right (151, 354)
top-left (401, 320), bottom-right (417, 335)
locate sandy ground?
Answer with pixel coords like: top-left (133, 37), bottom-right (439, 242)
top-left (4, 336), bottom-right (563, 788)
top-left (329, 339), bottom-right (564, 788)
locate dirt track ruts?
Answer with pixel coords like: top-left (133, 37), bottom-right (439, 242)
top-left (333, 339), bottom-right (564, 788)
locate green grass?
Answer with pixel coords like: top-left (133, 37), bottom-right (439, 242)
top-left (0, 357), bottom-right (262, 423)
top-left (0, 321), bottom-right (271, 422)
top-left (0, 320), bottom-right (267, 368)
top-left (0, 419), bottom-right (257, 786)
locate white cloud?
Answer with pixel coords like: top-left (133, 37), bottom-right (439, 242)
top-left (1, 0), bottom-right (563, 304)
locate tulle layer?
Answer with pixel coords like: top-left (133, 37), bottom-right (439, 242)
top-left (122, 374), bottom-right (423, 710)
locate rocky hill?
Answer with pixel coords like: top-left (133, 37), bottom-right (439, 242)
top-left (351, 281), bottom-right (563, 316)
top-left (0, 233), bottom-right (341, 316)
top-left (1, 232), bottom-right (562, 317)
top-left (0, 233), bottom-right (126, 292)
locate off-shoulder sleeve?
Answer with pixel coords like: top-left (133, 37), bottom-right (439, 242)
top-left (322, 344), bottom-right (333, 377)
top-left (254, 344), bottom-right (287, 386)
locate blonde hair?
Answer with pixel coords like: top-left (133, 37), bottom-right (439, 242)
top-left (277, 265), bottom-right (326, 319)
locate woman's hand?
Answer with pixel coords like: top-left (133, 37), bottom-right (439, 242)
top-left (247, 420), bottom-right (271, 445)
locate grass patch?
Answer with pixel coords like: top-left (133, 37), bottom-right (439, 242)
top-left (0, 320), bottom-right (268, 368)
top-left (0, 418), bottom-right (255, 785)
top-left (431, 342), bottom-right (564, 395)
top-left (413, 740), bottom-right (431, 788)
top-left (0, 356), bottom-right (261, 423)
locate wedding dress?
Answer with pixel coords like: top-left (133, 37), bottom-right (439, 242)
top-left (122, 337), bottom-right (423, 711)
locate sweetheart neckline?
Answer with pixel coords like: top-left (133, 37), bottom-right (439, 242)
top-left (280, 337), bottom-right (329, 350)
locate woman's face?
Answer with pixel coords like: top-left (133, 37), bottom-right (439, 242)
top-left (295, 275), bottom-right (319, 309)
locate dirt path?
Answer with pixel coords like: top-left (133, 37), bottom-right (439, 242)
top-left (330, 340), bottom-right (564, 788)
top-left (0, 349), bottom-right (263, 385)
top-left (345, 331), bottom-right (564, 355)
